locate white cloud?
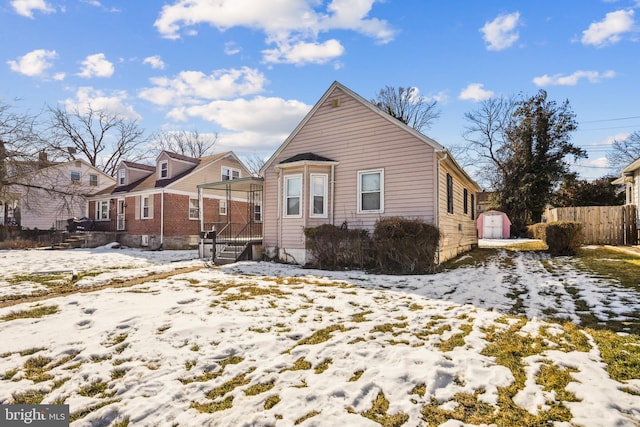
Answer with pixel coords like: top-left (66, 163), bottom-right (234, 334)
top-left (153, 0), bottom-right (395, 64)
top-left (53, 72), bottom-right (65, 81)
top-left (7, 49), bottom-right (57, 77)
top-left (581, 9), bottom-right (635, 47)
top-left (143, 55), bottom-right (166, 70)
top-left (224, 42), bottom-right (241, 55)
top-left (62, 87), bottom-right (141, 121)
top-left (480, 12), bottom-right (521, 51)
top-left (459, 83), bottom-right (494, 102)
top-left (532, 70), bottom-right (616, 86)
top-left (139, 67), bottom-right (267, 106)
top-left (78, 53), bottom-right (115, 78)
top-left (174, 96), bottom-right (311, 135)
top-left (262, 39), bottom-right (345, 65)
top-left (11, 0), bottom-right (55, 18)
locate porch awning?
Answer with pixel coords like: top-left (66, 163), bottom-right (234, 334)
top-left (197, 176), bottom-right (263, 197)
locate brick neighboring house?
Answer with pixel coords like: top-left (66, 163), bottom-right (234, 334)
top-left (87, 151), bottom-right (252, 249)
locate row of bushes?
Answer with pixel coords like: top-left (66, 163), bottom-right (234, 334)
top-left (527, 221), bottom-right (584, 256)
top-left (304, 217), bottom-right (441, 274)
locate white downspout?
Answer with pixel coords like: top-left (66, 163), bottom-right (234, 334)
top-left (330, 164), bottom-right (335, 226)
top-left (160, 190), bottom-right (164, 248)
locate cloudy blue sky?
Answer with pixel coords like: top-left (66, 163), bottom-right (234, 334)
top-left (2, 0), bottom-right (640, 182)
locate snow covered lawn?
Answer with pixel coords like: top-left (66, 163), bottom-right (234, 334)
top-left (0, 245), bottom-right (639, 426)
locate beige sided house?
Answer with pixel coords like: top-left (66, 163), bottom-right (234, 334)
top-left (260, 81), bottom-right (480, 265)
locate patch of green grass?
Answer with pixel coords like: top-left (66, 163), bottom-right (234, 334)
top-left (371, 322), bottom-right (408, 336)
top-left (69, 399), bottom-right (119, 422)
top-left (51, 376), bottom-right (70, 390)
top-left (1, 305), bottom-right (59, 321)
top-left (156, 324), bottom-right (171, 334)
top-left (3, 367), bottom-right (19, 380)
top-left (536, 362), bottom-right (580, 402)
top-left (205, 368), bottom-right (255, 400)
top-left (11, 389), bottom-right (48, 404)
top-left (441, 248), bottom-right (498, 270)
top-left (588, 328), bottom-right (640, 382)
top-left (348, 370), bottom-right (364, 382)
top-left (411, 383), bottom-right (426, 397)
top-left (78, 380), bottom-right (109, 397)
top-left (104, 333), bottom-right (128, 347)
top-left (245, 379), bottom-right (275, 396)
top-left (437, 322), bottom-right (473, 352)
top-left (361, 391), bottom-right (409, 427)
top-left (264, 394), bottom-right (280, 410)
top-left (314, 358), bottom-right (332, 374)
top-left (112, 418), bottom-right (130, 427)
top-left (409, 303), bottom-right (423, 311)
top-left (281, 357), bottom-right (311, 372)
top-left (294, 324), bottom-right (346, 347)
top-left (191, 395), bottom-right (234, 413)
top-left (24, 355), bottom-right (53, 382)
top-left (111, 368), bottom-right (127, 380)
top-left (351, 310), bottom-right (373, 322)
top-left (179, 355), bottom-right (243, 384)
top-left (19, 347), bottom-right (47, 356)
top-left (576, 247), bottom-right (640, 290)
top-left (190, 343), bottom-right (200, 352)
top-left (294, 410), bottom-right (320, 425)
top-left (185, 359), bottom-right (197, 371)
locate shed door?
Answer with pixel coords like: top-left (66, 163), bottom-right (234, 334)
top-left (483, 214), bottom-right (503, 239)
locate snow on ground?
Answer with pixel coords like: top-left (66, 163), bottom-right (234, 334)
top-left (0, 246), bottom-right (639, 426)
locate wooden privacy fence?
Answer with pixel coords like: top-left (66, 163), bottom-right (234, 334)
top-left (545, 205), bottom-right (637, 245)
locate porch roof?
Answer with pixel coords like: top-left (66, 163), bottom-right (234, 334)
top-left (197, 176), bottom-right (263, 197)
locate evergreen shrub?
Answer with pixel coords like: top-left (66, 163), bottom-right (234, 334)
top-left (303, 223), bottom-right (372, 270)
top-left (528, 223), bottom-right (547, 241)
top-left (545, 221), bottom-right (583, 256)
top-left (371, 217), bottom-right (440, 274)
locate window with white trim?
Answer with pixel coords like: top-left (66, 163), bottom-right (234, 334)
top-left (118, 169), bottom-right (126, 186)
top-left (141, 196), bottom-right (151, 219)
top-left (254, 202), bottom-right (262, 222)
top-left (221, 167), bottom-right (241, 181)
top-left (96, 200), bottom-right (109, 220)
top-left (89, 174), bottom-right (98, 186)
top-left (284, 175), bottom-right (302, 217)
top-left (219, 200), bottom-right (227, 215)
top-left (358, 170), bottom-right (383, 213)
top-left (159, 161), bottom-right (169, 179)
top-left (189, 198), bottom-right (199, 220)
top-left (310, 174), bottom-right (328, 217)
top-left (70, 171), bottom-right (80, 183)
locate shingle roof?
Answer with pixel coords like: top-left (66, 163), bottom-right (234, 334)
top-left (279, 152), bottom-right (336, 164)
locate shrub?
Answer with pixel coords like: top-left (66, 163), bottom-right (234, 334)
top-left (527, 223), bottom-right (547, 241)
top-left (303, 223), bottom-right (372, 270)
top-left (545, 221), bottom-right (583, 256)
top-left (371, 217), bottom-right (440, 274)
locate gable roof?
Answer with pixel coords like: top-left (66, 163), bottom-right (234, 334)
top-left (111, 151), bottom-right (237, 195)
top-left (621, 157), bottom-right (640, 174)
top-left (122, 161), bottom-right (155, 172)
top-left (158, 151), bottom-right (199, 164)
top-left (261, 81), bottom-right (446, 174)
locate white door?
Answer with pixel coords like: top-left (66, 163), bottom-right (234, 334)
top-left (116, 199), bottom-right (126, 231)
top-left (483, 214), bottom-right (503, 239)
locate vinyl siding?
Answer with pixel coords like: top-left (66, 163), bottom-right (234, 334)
top-left (437, 159), bottom-right (479, 262)
top-left (263, 87), bottom-right (438, 257)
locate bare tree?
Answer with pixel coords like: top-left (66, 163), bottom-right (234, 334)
top-left (150, 130), bottom-right (217, 158)
top-left (371, 86), bottom-right (441, 132)
top-left (607, 131), bottom-right (640, 171)
top-left (47, 104), bottom-right (148, 176)
top-left (244, 153), bottom-right (267, 176)
top-left (0, 101), bottom-right (44, 194)
top-left (461, 96), bottom-right (515, 188)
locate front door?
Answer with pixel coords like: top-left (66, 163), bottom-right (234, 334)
top-left (116, 199), bottom-right (126, 231)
